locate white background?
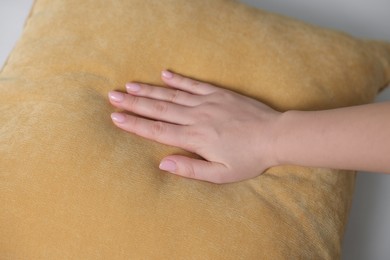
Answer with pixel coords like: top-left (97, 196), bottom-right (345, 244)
top-left (1, 1), bottom-right (389, 259)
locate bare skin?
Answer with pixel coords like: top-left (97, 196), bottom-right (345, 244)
top-left (108, 70), bottom-right (390, 184)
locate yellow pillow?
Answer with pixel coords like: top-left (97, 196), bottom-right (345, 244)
top-left (1, 0), bottom-right (389, 259)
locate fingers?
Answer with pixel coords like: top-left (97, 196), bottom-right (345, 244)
top-left (125, 82), bottom-right (202, 107)
top-left (161, 70), bottom-right (217, 95)
top-left (159, 155), bottom-right (229, 184)
top-left (108, 91), bottom-right (193, 125)
top-left (109, 70), bottom-right (233, 183)
top-left (111, 112), bottom-right (189, 149)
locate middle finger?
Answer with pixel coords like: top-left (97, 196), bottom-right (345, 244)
top-left (126, 82), bottom-right (203, 107)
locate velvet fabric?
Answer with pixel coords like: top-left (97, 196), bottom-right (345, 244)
top-left (1, 0), bottom-right (389, 259)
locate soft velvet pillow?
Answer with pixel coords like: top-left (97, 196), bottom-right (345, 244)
top-left (1, 0), bottom-right (389, 259)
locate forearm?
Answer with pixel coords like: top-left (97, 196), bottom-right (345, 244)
top-left (275, 102), bottom-right (390, 173)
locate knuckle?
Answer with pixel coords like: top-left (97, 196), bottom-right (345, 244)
top-left (175, 75), bottom-right (185, 85)
top-left (193, 106), bottom-right (213, 121)
top-left (170, 90), bottom-right (181, 103)
top-left (151, 121), bottom-right (165, 138)
top-left (153, 101), bottom-right (169, 114)
top-left (183, 163), bottom-right (197, 179)
top-left (189, 127), bottom-right (206, 139)
top-left (142, 84), bottom-right (154, 95)
top-left (189, 80), bottom-right (201, 90)
top-left (215, 91), bottom-right (232, 101)
top-left (131, 116), bottom-right (140, 133)
top-left (127, 96), bottom-right (139, 110)
top-left (183, 127), bottom-right (206, 151)
top-left (198, 111), bottom-right (212, 122)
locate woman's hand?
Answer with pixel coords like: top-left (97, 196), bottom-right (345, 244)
top-left (108, 70), bottom-right (282, 184)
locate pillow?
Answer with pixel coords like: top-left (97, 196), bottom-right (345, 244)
top-left (1, 0), bottom-right (389, 258)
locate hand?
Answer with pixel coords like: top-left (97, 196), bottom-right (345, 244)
top-left (108, 70), bottom-right (282, 184)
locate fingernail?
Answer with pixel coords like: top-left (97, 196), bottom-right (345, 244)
top-left (126, 83), bottom-right (141, 92)
top-left (111, 112), bottom-right (126, 123)
top-left (162, 70), bottom-right (173, 79)
top-left (108, 91), bottom-right (125, 102)
top-left (159, 159), bottom-right (177, 173)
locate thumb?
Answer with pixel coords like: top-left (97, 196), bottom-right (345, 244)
top-left (159, 156), bottom-right (228, 184)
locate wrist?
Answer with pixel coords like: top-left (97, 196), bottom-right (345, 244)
top-left (259, 109), bottom-right (292, 169)
top-left (272, 109), bottom-right (304, 167)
